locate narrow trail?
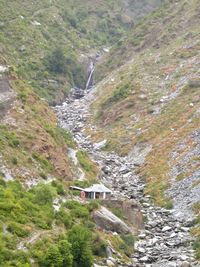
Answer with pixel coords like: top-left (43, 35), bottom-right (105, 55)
top-left (54, 92), bottom-right (199, 267)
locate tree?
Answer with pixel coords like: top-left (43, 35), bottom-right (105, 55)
top-left (45, 48), bottom-right (66, 74)
top-left (45, 245), bottom-right (62, 267)
top-left (58, 240), bottom-right (73, 267)
top-left (68, 225), bottom-right (93, 267)
top-left (34, 184), bottom-right (56, 205)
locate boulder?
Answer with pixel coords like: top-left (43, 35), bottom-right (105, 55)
top-left (92, 206), bottom-right (131, 234)
top-left (93, 139), bottom-right (107, 150)
top-left (19, 45), bottom-right (26, 52)
top-left (106, 257), bottom-right (116, 266)
top-left (101, 199), bottom-right (144, 232)
top-left (180, 262), bottom-right (191, 267)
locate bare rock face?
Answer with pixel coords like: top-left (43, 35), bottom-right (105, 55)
top-left (0, 73), bottom-right (16, 119)
top-left (92, 206), bottom-right (131, 234)
top-left (101, 199), bottom-right (144, 232)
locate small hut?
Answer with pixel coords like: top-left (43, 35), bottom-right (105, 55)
top-left (70, 183), bottom-right (112, 200)
top-left (84, 184), bottom-right (112, 200)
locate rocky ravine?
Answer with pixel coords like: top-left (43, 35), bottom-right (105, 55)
top-left (54, 92), bottom-right (200, 267)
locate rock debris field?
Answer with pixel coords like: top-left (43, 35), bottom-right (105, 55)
top-left (54, 92), bottom-right (200, 267)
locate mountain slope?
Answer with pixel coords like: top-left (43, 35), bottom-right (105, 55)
top-left (96, 0), bottom-right (200, 80)
top-left (0, 0), bottom-right (162, 104)
top-left (88, 0), bottom-right (200, 257)
top-left (0, 0), bottom-right (200, 265)
top-left (0, 1), bottom-right (166, 266)
top-left (91, 0), bottom-right (200, 200)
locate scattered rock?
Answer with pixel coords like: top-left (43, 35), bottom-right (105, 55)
top-left (0, 65), bottom-right (8, 73)
top-left (93, 139), bottom-right (107, 150)
top-left (140, 256), bottom-right (149, 262)
top-left (31, 20), bottom-right (41, 26)
top-left (162, 226), bottom-right (172, 232)
top-left (138, 94), bottom-right (147, 100)
top-left (19, 45), bottom-right (26, 52)
top-left (54, 89), bottom-right (198, 267)
top-left (180, 262), bottom-right (191, 267)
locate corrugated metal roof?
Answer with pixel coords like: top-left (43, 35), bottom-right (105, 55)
top-left (69, 186), bottom-right (84, 191)
top-left (84, 184), bottom-right (112, 193)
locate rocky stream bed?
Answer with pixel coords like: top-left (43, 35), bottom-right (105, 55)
top-left (54, 92), bottom-right (200, 267)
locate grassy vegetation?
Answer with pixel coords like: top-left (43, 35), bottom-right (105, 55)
top-left (0, 0), bottom-right (162, 104)
top-left (0, 176), bottom-right (136, 266)
top-left (0, 178), bottom-right (94, 266)
top-left (86, 1), bottom-right (200, 230)
top-left (96, 0), bottom-right (200, 81)
top-left (0, 0), bottom-right (199, 264)
top-left (76, 150), bottom-right (99, 180)
top-left (0, 77), bottom-right (76, 181)
top-left (108, 233), bottom-right (135, 259)
top-left (90, 0), bottom-right (200, 206)
top-left (192, 203), bottom-right (200, 259)
top-left (103, 82), bottom-right (133, 106)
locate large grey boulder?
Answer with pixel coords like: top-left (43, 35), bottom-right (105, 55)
top-left (92, 206), bottom-right (131, 234)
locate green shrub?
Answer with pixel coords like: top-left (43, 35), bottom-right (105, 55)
top-left (165, 199), bottom-right (173, 210)
top-left (121, 234), bottom-right (136, 247)
top-left (83, 221), bottom-right (95, 230)
top-left (56, 209), bottom-right (72, 228)
top-left (68, 225), bottom-right (93, 267)
top-left (102, 82), bottom-right (133, 109)
top-left (32, 152), bottom-right (53, 172)
top-left (44, 244), bottom-right (63, 267)
top-left (44, 125), bottom-right (76, 148)
top-left (58, 240), bottom-right (73, 267)
top-left (7, 222), bottom-right (29, 237)
top-left (0, 126), bottom-right (20, 149)
top-left (9, 138), bottom-right (20, 148)
top-left (65, 200), bottom-right (81, 210)
top-left (193, 239), bottom-right (200, 259)
top-left (34, 184), bottom-right (56, 205)
top-left (92, 234), bottom-right (107, 257)
top-left (111, 207), bottom-right (123, 219)
top-left (0, 200), bottom-right (15, 212)
top-left (45, 48), bottom-right (66, 74)
top-left (17, 91), bottom-right (28, 103)
top-left (71, 206), bottom-right (89, 219)
top-left (44, 48), bottom-right (86, 89)
top-left (39, 172), bottom-right (47, 179)
top-left (52, 181), bottom-right (65, 195)
top-left (65, 200), bottom-right (89, 219)
top-left (11, 157), bottom-right (18, 165)
top-left (87, 200), bottom-right (99, 212)
top-left (76, 150), bottom-right (97, 178)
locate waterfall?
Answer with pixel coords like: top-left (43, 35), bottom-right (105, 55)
top-left (85, 61), bottom-right (95, 90)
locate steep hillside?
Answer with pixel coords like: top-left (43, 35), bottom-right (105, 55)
top-left (91, 0), bottom-right (200, 202)
top-left (96, 0), bottom-right (200, 80)
top-left (0, 62), bottom-right (76, 182)
top-left (1, 0), bottom-right (200, 266)
top-left (0, 1), bottom-right (167, 266)
top-left (89, 0), bottom-right (200, 258)
top-left (0, 0), bottom-right (162, 104)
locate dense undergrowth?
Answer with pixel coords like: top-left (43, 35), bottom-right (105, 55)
top-left (0, 178), bottom-right (135, 266)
